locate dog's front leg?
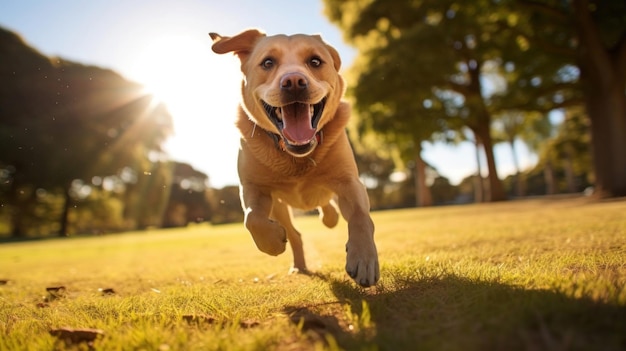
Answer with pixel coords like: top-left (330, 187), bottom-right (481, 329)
top-left (240, 185), bottom-right (287, 256)
top-left (336, 179), bottom-right (379, 287)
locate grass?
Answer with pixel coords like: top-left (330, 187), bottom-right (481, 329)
top-left (0, 196), bottom-right (625, 350)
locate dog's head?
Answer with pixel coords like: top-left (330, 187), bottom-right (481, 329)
top-left (210, 29), bottom-right (345, 157)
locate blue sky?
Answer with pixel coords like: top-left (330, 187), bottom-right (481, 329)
top-left (0, 0), bottom-right (355, 68)
top-left (0, 0), bottom-right (534, 187)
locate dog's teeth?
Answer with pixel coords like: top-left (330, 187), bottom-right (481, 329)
top-left (310, 105), bottom-right (314, 115)
top-left (275, 108), bottom-right (282, 120)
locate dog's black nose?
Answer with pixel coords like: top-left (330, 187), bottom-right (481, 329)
top-left (280, 72), bottom-right (308, 91)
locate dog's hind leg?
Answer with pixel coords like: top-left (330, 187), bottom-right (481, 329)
top-left (270, 198), bottom-right (307, 273)
top-left (319, 199), bottom-right (339, 228)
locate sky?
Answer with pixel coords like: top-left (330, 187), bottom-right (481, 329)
top-left (0, 0), bottom-right (536, 188)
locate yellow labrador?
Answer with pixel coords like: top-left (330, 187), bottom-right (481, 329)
top-left (209, 29), bottom-right (379, 286)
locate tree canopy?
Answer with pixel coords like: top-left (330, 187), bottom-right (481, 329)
top-left (324, 0), bottom-right (526, 202)
top-left (324, 0), bottom-right (626, 199)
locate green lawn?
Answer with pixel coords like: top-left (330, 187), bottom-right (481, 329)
top-left (1, 196), bottom-right (625, 350)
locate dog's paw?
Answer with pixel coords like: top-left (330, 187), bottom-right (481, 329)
top-left (345, 241), bottom-right (379, 287)
top-left (248, 220), bottom-right (287, 256)
top-left (320, 203), bottom-right (339, 228)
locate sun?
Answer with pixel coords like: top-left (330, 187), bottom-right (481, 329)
top-left (127, 34), bottom-right (244, 187)
top-left (130, 35), bottom-right (214, 114)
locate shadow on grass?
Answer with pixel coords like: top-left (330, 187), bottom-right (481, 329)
top-left (286, 273), bottom-right (626, 351)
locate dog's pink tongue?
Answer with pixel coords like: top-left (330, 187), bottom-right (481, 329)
top-left (281, 103), bottom-right (315, 144)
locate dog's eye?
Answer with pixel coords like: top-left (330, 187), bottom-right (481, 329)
top-left (309, 56), bottom-right (323, 68)
top-left (261, 58), bottom-right (275, 70)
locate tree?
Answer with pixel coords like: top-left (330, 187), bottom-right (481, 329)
top-left (492, 110), bottom-right (551, 197)
top-left (552, 108), bottom-right (592, 192)
top-left (162, 162), bottom-right (214, 228)
top-left (521, 112), bottom-right (556, 195)
top-left (324, 0), bottom-right (514, 201)
top-left (210, 186), bottom-right (244, 225)
top-left (0, 27), bottom-right (173, 236)
top-left (337, 33), bottom-right (440, 206)
top-left (351, 141), bottom-right (398, 209)
top-left (511, 0), bottom-right (626, 197)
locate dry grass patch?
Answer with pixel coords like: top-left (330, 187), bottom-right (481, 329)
top-left (1, 196), bottom-right (625, 350)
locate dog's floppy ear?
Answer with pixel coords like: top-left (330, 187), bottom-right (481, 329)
top-left (313, 35), bottom-right (342, 71)
top-left (209, 29), bottom-right (266, 64)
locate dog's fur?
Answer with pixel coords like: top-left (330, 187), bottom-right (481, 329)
top-left (209, 29), bottom-right (379, 287)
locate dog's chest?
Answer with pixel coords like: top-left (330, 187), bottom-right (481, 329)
top-left (273, 181), bottom-right (334, 210)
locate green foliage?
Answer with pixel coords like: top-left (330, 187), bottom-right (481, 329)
top-left (325, 0), bottom-right (626, 199)
top-left (324, 0), bottom-right (538, 201)
top-left (550, 109), bottom-right (592, 178)
top-left (0, 198), bottom-right (625, 350)
top-left (519, 107), bottom-right (593, 195)
top-left (507, 0), bottom-right (626, 197)
top-left (69, 187), bottom-right (127, 234)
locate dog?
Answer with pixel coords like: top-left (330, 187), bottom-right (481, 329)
top-left (209, 29), bottom-right (379, 287)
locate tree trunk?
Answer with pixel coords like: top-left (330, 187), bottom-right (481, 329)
top-left (573, 0), bottom-right (626, 198)
top-left (10, 203), bottom-right (24, 238)
top-left (563, 143), bottom-right (577, 193)
top-left (474, 124), bottom-right (506, 202)
top-left (414, 141), bottom-right (433, 207)
top-left (8, 179), bottom-right (27, 238)
top-left (508, 139), bottom-right (524, 197)
top-left (467, 59), bottom-right (506, 202)
top-left (59, 186), bottom-right (72, 237)
top-left (544, 155), bottom-right (556, 195)
top-left (584, 85), bottom-right (626, 197)
top-left (473, 139), bottom-right (484, 203)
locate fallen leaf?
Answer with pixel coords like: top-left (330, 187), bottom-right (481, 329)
top-left (46, 286), bottom-right (66, 299)
top-left (99, 288), bottom-right (116, 295)
top-left (0, 279), bottom-right (9, 285)
top-left (182, 314), bottom-right (216, 325)
top-left (239, 319), bottom-right (260, 329)
top-left (49, 327), bottom-right (104, 346)
top-left (46, 286), bottom-right (66, 293)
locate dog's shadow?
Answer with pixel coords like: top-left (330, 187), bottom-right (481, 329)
top-left (284, 272), bottom-right (626, 350)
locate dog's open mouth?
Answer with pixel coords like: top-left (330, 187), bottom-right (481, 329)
top-left (262, 98), bottom-right (326, 156)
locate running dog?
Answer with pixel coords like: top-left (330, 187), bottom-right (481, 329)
top-left (210, 29), bottom-right (379, 287)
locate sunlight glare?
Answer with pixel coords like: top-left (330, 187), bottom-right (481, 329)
top-left (128, 34), bottom-right (243, 187)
